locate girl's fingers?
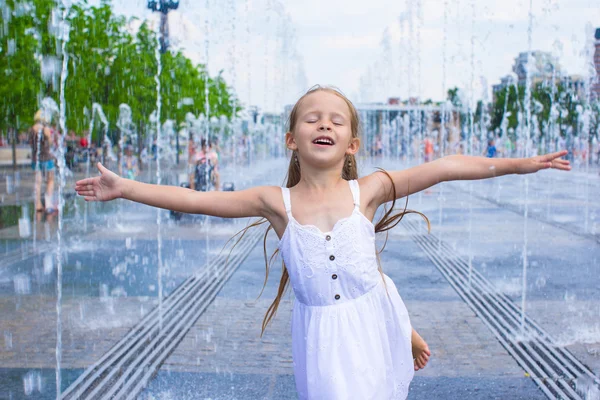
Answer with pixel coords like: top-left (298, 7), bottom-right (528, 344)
top-left (75, 187), bottom-right (93, 194)
top-left (97, 162), bottom-right (110, 174)
top-left (551, 159), bottom-right (571, 169)
top-left (75, 184), bottom-right (96, 191)
top-left (76, 178), bottom-right (94, 186)
top-left (76, 178), bottom-right (100, 189)
top-left (541, 150), bottom-right (568, 161)
top-left (84, 196), bottom-right (96, 201)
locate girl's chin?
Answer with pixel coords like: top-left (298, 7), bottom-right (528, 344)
top-left (302, 154), bottom-right (344, 168)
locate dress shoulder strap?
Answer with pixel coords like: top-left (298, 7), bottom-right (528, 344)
top-left (348, 180), bottom-right (360, 208)
top-left (280, 187), bottom-right (293, 219)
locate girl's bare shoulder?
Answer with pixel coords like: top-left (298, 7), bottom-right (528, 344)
top-left (254, 185), bottom-right (288, 234)
top-left (357, 172), bottom-right (389, 208)
top-left (256, 185), bottom-right (286, 215)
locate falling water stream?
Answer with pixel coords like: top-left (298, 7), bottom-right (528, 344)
top-left (437, 0), bottom-right (450, 253)
top-left (520, 0), bottom-right (535, 334)
top-left (56, 1), bottom-right (72, 396)
top-left (467, 0), bottom-right (476, 289)
top-left (84, 103), bottom-right (108, 232)
top-left (32, 126), bottom-right (42, 249)
top-left (154, 12), bottom-right (164, 330)
top-left (204, 0), bottom-right (212, 276)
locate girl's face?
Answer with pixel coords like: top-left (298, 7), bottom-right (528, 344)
top-left (286, 91), bottom-right (359, 168)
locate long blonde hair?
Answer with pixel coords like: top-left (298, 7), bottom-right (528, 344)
top-left (233, 85), bottom-right (429, 336)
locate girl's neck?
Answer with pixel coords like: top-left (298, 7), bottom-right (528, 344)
top-left (297, 162), bottom-right (345, 192)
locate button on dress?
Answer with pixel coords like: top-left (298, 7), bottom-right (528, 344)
top-left (278, 180), bottom-right (414, 400)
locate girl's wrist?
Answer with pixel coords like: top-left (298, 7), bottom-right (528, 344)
top-left (116, 176), bottom-right (127, 199)
top-left (514, 158), bottom-right (528, 174)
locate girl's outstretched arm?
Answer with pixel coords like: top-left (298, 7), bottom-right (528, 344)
top-left (75, 163), bottom-right (268, 218)
top-left (367, 151), bottom-right (570, 205)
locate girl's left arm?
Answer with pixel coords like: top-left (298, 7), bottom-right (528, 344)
top-left (367, 151), bottom-right (570, 205)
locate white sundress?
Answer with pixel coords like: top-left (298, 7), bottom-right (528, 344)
top-left (278, 179), bottom-right (414, 400)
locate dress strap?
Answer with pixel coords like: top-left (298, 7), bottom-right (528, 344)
top-left (280, 187), bottom-right (294, 219)
top-left (348, 180), bottom-right (360, 208)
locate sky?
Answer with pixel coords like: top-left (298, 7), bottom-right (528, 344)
top-left (104, 0), bottom-right (600, 113)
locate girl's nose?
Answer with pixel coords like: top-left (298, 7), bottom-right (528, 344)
top-left (319, 124), bottom-right (331, 131)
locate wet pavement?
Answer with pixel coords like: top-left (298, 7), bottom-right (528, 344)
top-left (141, 233), bottom-right (546, 400)
top-left (0, 157), bottom-right (599, 399)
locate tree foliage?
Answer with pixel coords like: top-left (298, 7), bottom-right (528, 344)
top-left (0, 0), bottom-right (56, 132)
top-left (490, 82), bottom-right (585, 139)
top-left (0, 0), bottom-right (240, 142)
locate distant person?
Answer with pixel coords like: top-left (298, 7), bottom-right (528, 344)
top-left (79, 135), bottom-right (89, 150)
top-left (503, 136), bottom-right (513, 157)
top-left (486, 139), bottom-right (497, 158)
top-left (189, 139), bottom-right (217, 191)
top-left (151, 139), bottom-right (157, 160)
top-left (77, 86), bottom-right (571, 400)
top-left (208, 139), bottom-right (221, 191)
top-left (423, 137), bottom-right (434, 162)
top-left (30, 110), bottom-right (55, 213)
top-left (187, 134), bottom-right (197, 189)
top-left (119, 145), bottom-right (138, 180)
top-left (373, 135), bottom-right (383, 156)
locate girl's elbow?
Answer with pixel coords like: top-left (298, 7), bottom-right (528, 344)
top-left (437, 155), bottom-right (463, 182)
top-left (442, 154), bottom-right (464, 164)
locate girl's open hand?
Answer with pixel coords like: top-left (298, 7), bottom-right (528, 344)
top-left (517, 150), bottom-right (571, 174)
top-left (75, 163), bottom-right (122, 202)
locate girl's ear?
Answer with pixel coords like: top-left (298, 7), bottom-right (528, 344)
top-left (285, 132), bottom-right (298, 151)
top-left (346, 137), bottom-right (360, 156)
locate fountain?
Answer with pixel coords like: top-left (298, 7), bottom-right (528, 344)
top-left (0, 0), bottom-right (599, 399)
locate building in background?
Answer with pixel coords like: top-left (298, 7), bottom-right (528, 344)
top-left (512, 51), bottom-right (561, 85)
top-left (491, 51), bottom-right (560, 102)
top-left (560, 75), bottom-right (586, 99)
top-left (492, 49), bottom-right (588, 101)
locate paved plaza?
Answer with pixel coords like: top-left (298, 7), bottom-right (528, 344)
top-left (0, 158), bottom-right (599, 399)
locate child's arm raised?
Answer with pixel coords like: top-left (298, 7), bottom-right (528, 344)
top-left (75, 163), bottom-right (268, 218)
top-left (366, 151), bottom-right (570, 205)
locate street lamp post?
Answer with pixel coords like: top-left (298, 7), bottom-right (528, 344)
top-left (147, 0), bottom-right (179, 163)
top-left (147, 0), bottom-right (179, 54)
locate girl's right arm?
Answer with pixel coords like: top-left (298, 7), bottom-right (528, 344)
top-left (75, 162), bottom-right (270, 219)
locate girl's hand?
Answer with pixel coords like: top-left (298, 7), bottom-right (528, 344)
top-left (75, 163), bottom-right (122, 201)
top-left (517, 150), bottom-right (571, 174)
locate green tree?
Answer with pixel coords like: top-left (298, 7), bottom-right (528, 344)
top-left (1, 0), bottom-right (241, 150)
top-left (0, 0), bottom-right (56, 135)
top-left (65, 0), bottom-right (125, 133)
top-left (491, 82), bottom-right (581, 138)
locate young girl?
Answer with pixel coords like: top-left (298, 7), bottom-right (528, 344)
top-left (75, 86), bottom-right (570, 399)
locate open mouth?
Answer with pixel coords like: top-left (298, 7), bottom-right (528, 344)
top-left (312, 136), bottom-right (335, 146)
